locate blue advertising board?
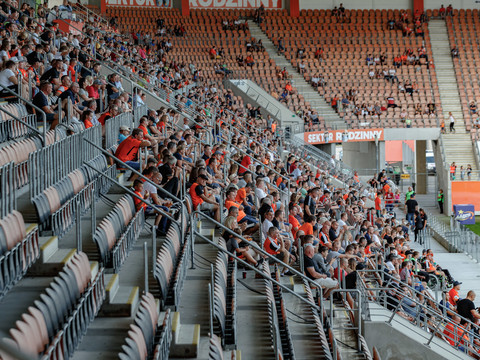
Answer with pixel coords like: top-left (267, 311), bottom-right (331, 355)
top-left (453, 204), bottom-right (475, 225)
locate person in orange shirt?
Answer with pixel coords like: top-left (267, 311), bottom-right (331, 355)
top-left (133, 179), bottom-right (148, 212)
top-left (288, 203), bottom-right (300, 239)
top-left (115, 128), bottom-right (151, 180)
top-left (375, 191), bottom-right (382, 217)
top-left (448, 281), bottom-right (462, 306)
top-left (80, 109), bottom-right (94, 129)
top-left (298, 214), bottom-right (315, 237)
top-left (285, 82), bottom-right (296, 94)
top-left (235, 183), bottom-right (255, 216)
top-left (225, 188), bottom-right (259, 235)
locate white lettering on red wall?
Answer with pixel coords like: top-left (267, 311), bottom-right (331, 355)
top-left (189, 0), bottom-right (281, 9)
top-left (304, 129), bottom-right (384, 145)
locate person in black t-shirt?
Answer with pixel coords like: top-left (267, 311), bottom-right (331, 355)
top-left (457, 291), bottom-right (480, 325)
top-left (405, 193), bottom-right (418, 228)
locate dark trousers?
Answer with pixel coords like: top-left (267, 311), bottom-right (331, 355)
top-left (163, 177), bottom-right (179, 197)
top-left (438, 201), bottom-right (443, 214)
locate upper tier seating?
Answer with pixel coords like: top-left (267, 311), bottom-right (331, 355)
top-left (260, 9), bottom-right (442, 129)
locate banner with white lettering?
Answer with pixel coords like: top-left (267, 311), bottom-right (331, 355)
top-left (304, 129), bottom-right (385, 145)
top-left (189, 0), bottom-right (281, 9)
top-left (104, 0), bottom-right (171, 7)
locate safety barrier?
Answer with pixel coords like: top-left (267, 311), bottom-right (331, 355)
top-left (153, 310), bottom-right (173, 360)
top-left (111, 206), bottom-right (145, 273)
top-left (0, 162), bottom-right (15, 219)
top-left (29, 125), bottom-right (102, 200)
top-left (105, 112), bottom-right (133, 151)
top-left (0, 103), bottom-right (37, 142)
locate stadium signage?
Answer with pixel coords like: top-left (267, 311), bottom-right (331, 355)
top-left (105, 0), bottom-right (162, 6)
top-left (189, 0), bottom-right (281, 9)
top-left (304, 129), bottom-right (384, 145)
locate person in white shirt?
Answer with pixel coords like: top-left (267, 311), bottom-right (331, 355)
top-left (449, 111), bottom-right (455, 132)
top-left (255, 178), bottom-right (268, 201)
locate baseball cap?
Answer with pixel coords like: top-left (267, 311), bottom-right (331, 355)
top-left (119, 125), bottom-right (130, 131)
top-left (198, 174), bottom-right (208, 180)
top-left (453, 281), bottom-right (462, 287)
top-left (93, 79), bottom-right (102, 85)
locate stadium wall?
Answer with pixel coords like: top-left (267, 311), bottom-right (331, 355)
top-left (298, 0), bottom-right (413, 10)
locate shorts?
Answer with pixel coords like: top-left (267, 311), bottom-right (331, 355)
top-left (199, 202), bottom-right (216, 211)
top-left (314, 277), bottom-right (338, 289)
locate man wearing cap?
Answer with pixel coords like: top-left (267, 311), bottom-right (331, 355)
top-left (118, 125), bottom-right (130, 144)
top-left (449, 281), bottom-right (462, 307)
top-left (189, 173), bottom-right (220, 222)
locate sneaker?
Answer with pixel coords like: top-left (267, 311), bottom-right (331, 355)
top-left (257, 258), bottom-right (264, 265)
top-left (283, 270), bottom-right (294, 276)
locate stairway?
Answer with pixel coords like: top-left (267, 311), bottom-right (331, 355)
top-left (429, 20), bottom-right (478, 170)
top-left (247, 20), bottom-right (347, 130)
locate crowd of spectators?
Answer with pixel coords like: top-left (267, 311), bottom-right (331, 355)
top-left (1, 0), bottom-right (479, 355)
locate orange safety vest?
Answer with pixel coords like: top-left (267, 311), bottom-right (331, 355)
top-left (450, 166), bottom-right (455, 174)
top-left (189, 183), bottom-right (203, 210)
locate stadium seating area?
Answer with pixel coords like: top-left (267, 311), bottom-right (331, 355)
top-left (260, 9), bottom-right (442, 128)
top-left (446, 10), bottom-right (480, 134)
top-left (0, 2), bottom-right (478, 359)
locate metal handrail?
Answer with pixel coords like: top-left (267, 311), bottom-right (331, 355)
top-left (358, 275), bottom-right (480, 354)
top-left (0, 84), bottom-right (47, 145)
top-left (191, 209), bottom-right (324, 311)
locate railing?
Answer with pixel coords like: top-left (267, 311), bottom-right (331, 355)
top-left (444, 219), bottom-right (480, 263)
top-left (225, 79), bottom-right (282, 122)
top-left (29, 125), bottom-right (102, 199)
top-left (104, 112), bottom-right (133, 150)
top-left (0, 162), bottom-right (15, 219)
top-left (282, 132), bottom-right (367, 188)
top-left (450, 170), bottom-right (480, 181)
top-left (111, 207), bottom-right (145, 273)
top-left (357, 273), bottom-right (480, 357)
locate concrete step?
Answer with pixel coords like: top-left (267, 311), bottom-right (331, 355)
top-left (99, 274), bottom-right (139, 317)
top-left (169, 312), bottom-right (200, 358)
top-left (29, 237), bottom-right (77, 276)
top-left (247, 20), bottom-right (347, 129)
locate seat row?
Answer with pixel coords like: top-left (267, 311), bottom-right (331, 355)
top-left (268, 264), bottom-right (295, 359)
top-left (208, 334), bottom-right (240, 360)
top-left (118, 292), bottom-right (165, 360)
top-left (302, 279), bottom-right (333, 359)
top-left (0, 251), bottom-right (105, 359)
top-left (0, 103), bottom-right (37, 143)
top-left (154, 218), bottom-right (189, 310)
top-left (32, 155), bottom-right (109, 238)
top-left (0, 210), bottom-right (39, 300)
top-left (213, 238), bottom-right (237, 349)
top-left (94, 194), bottom-right (145, 272)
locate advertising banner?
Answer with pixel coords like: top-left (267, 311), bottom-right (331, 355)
top-left (304, 128), bottom-right (384, 145)
top-left (452, 181), bottom-right (480, 215)
top-left (453, 204), bottom-right (475, 225)
top-left (104, 0), bottom-right (171, 7)
top-left (189, 0), bottom-right (282, 9)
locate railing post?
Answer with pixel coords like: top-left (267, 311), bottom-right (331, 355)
top-left (144, 241), bottom-right (148, 293)
top-left (91, 183), bottom-right (96, 242)
top-left (152, 225), bottom-right (156, 276)
top-left (76, 198), bottom-right (82, 253)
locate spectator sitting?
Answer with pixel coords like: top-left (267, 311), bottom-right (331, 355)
top-left (114, 128), bottom-right (151, 179)
top-left (470, 101), bottom-right (477, 114)
top-left (451, 47), bottom-right (459, 58)
top-left (32, 81), bottom-right (59, 129)
top-left (118, 125), bottom-right (130, 144)
top-left (245, 54), bottom-right (255, 67)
